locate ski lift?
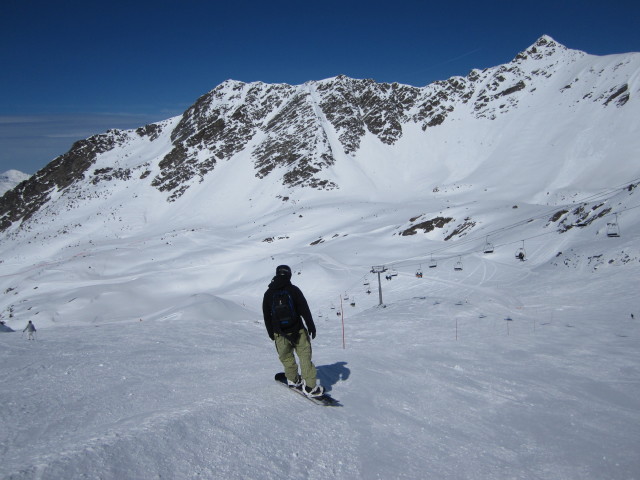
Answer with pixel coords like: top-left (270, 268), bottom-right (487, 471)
top-left (483, 237), bottom-right (494, 254)
top-left (515, 241), bottom-right (526, 261)
top-left (454, 257), bottom-right (463, 271)
top-left (429, 255), bottom-right (437, 268)
top-left (606, 214), bottom-right (621, 237)
top-left (415, 266), bottom-right (423, 278)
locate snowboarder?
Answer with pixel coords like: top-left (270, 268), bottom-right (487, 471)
top-left (262, 265), bottom-right (324, 397)
top-left (23, 320), bottom-right (36, 340)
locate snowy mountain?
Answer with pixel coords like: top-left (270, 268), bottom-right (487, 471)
top-left (1, 35), bottom-right (639, 479)
top-left (2, 36), bottom-right (639, 227)
top-left (0, 169), bottom-right (30, 196)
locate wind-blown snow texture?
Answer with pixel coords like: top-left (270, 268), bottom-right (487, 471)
top-left (1, 35), bottom-right (639, 479)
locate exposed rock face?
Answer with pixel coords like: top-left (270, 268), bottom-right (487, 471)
top-left (1, 35), bottom-right (637, 231)
top-left (0, 131), bottom-right (129, 230)
top-left (400, 216), bottom-right (453, 236)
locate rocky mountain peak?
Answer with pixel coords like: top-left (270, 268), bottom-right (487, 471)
top-left (513, 34), bottom-right (572, 62)
top-left (0, 37), bottom-right (638, 234)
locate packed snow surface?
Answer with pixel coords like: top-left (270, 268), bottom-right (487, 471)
top-left (1, 222), bottom-right (639, 479)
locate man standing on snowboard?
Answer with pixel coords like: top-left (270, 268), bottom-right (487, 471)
top-left (262, 265), bottom-right (324, 397)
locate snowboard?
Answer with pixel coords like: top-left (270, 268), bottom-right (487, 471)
top-left (274, 373), bottom-right (341, 407)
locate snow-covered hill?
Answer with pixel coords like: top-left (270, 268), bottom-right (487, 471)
top-left (0, 35), bottom-right (639, 479)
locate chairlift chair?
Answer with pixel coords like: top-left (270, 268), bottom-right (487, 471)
top-left (483, 237), bottom-right (494, 254)
top-left (607, 214), bottom-right (621, 237)
top-left (415, 267), bottom-right (423, 278)
top-left (454, 257), bottom-right (463, 271)
top-left (515, 240), bottom-right (526, 261)
top-left (429, 255), bottom-right (437, 268)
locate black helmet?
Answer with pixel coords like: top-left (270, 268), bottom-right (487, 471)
top-left (276, 265), bottom-right (292, 278)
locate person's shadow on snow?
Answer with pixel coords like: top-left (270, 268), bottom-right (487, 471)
top-left (316, 362), bottom-right (350, 392)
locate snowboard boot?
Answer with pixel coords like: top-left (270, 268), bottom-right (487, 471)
top-left (287, 375), bottom-right (302, 389)
top-left (302, 380), bottom-right (324, 397)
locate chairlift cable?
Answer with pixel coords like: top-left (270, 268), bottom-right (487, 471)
top-left (360, 176), bottom-right (640, 276)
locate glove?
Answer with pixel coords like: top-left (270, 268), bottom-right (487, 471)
top-left (309, 329), bottom-right (316, 340)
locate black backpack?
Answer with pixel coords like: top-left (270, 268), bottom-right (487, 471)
top-left (271, 290), bottom-right (299, 333)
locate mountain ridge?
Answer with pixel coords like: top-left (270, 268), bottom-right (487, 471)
top-left (2, 35), bottom-right (638, 235)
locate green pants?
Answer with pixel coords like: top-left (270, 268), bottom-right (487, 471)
top-left (274, 329), bottom-right (317, 388)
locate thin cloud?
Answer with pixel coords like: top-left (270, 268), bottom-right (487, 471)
top-left (441, 47), bottom-right (484, 65)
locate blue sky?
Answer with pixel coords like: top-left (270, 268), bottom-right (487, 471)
top-left (1, 0), bottom-right (639, 175)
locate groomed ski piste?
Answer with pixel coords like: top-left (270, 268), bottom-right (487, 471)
top-left (1, 182), bottom-right (639, 479)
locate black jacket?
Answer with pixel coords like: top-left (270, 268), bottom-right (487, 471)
top-left (262, 276), bottom-right (315, 340)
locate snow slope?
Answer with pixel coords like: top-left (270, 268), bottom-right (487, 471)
top-left (1, 176), bottom-right (639, 479)
top-left (1, 256), bottom-right (639, 479)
